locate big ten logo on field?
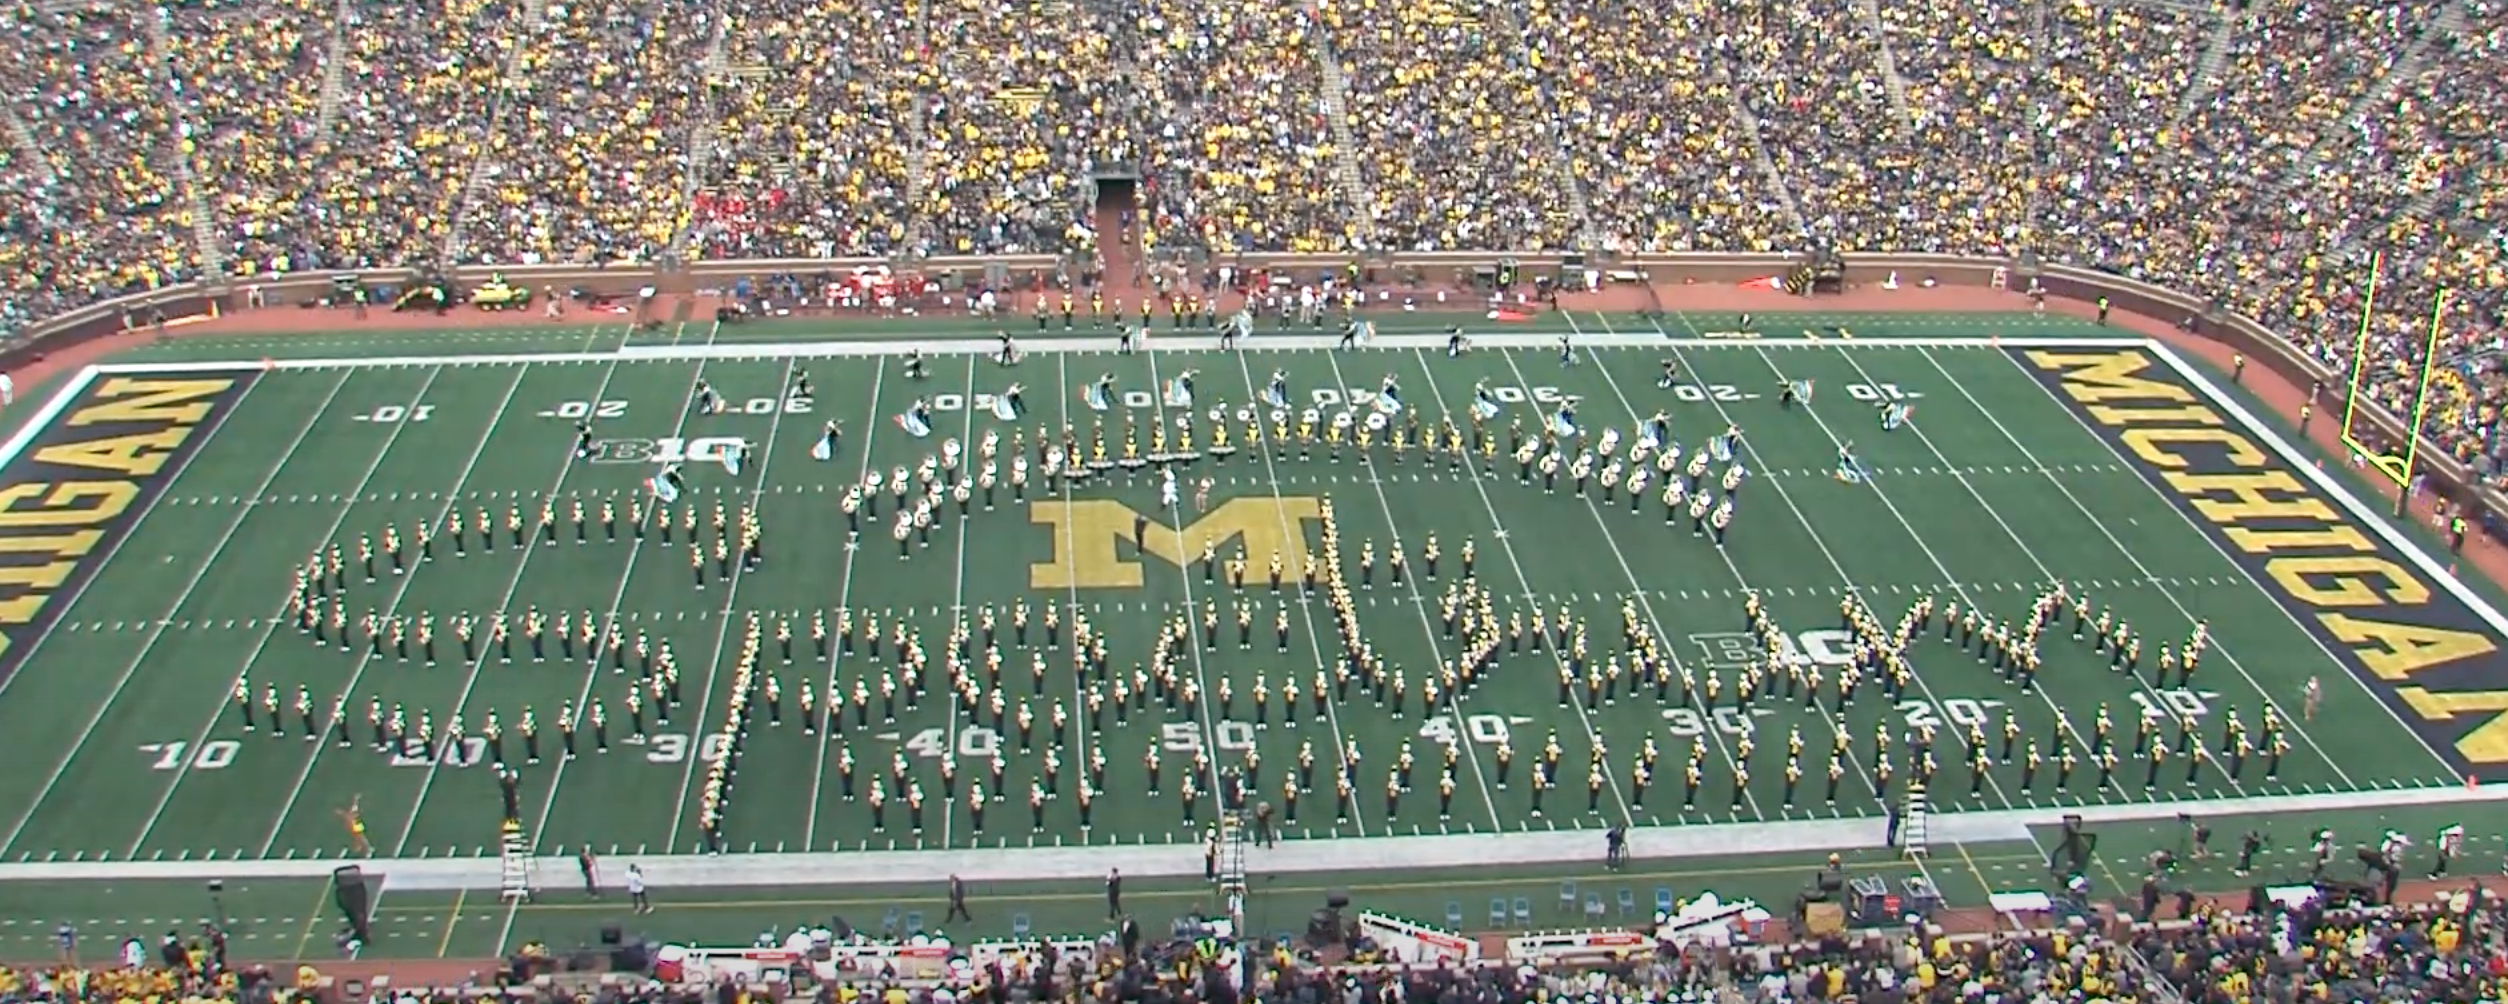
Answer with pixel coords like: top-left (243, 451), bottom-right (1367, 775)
top-left (1029, 498), bottom-right (1323, 589)
top-left (587, 437), bottom-right (751, 464)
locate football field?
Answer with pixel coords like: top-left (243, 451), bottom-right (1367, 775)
top-left (0, 308), bottom-right (2496, 900)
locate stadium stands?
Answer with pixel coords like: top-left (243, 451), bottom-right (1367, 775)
top-left (9, 888), bottom-right (2504, 1002)
top-left (0, 0), bottom-right (2499, 469)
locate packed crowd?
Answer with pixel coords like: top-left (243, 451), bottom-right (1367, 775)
top-left (5, 0), bottom-right (2507, 474)
top-left (2133, 888), bottom-right (2508, 1004)
top-left (12, 891), bottom-right (2504, 1004)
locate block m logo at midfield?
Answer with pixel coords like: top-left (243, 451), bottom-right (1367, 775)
top-left (1030, 498), bottom-right (1323, 589)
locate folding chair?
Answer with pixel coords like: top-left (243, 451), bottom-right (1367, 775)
top-left (1617, 888), bottom-right (1637, 918)
top-left (1444, 901), bottom-right (1464, 928)
top-left (1557, 880), bottom-right (1579, 914)
top-left (1011, 912), bottom-right (1032, 938)
top-left (1489, 898), bottom-right (1509, 926)
top-left (1511, 896), bottom-right (1532, 926)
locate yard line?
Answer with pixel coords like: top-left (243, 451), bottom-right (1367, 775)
top-left (100, 367), bottom-right (420, 857)
top-left (1482, 347), bottom-right (1769, 823)
top-left (1947, 346), bottom-right (2378, 782)
top-left (800, 361), bottom-right (889, 851)
top-left (443, 330), bottom-right (719, 861)
top-left (1305, 349), bottom-right (1510, 830)
top-left (0, 369), bottom-right (321, 857)
top-left (1628, 315), bottom-right (2054, 846)
top-left (0, 366), bottom-right (238, 711)
top-left (937, 356), bottom-right (979, 851)
top-left (361, 317), bottom-right (642, 853)
top-left (1817, 346), bottom-right (2267, 794)
top-left (1227, 352), bottom-right (1367, 838)
top-left (245, 360), bottom-right (540, 857)
top-left (1046, 351), bottom-right (1105, 842)
top-left (656, 355), bottom-right (802, 856)
top-left (1563, 329), bottom-right (1931, 840)
top-left (1140, 346), bottom-right (1276, 831)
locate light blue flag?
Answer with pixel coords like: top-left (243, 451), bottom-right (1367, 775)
top-left (647, 475), bottom-right (680, 504)
top-left (811, 437), bottom-right (835, 461)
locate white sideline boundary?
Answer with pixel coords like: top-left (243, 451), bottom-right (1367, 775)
top-left (79, 334), bottom-right (2106, 375)
top-left (0, 334), bottom-right (2495, 892)
top-left (0, 784), bottom-right (2495, 892)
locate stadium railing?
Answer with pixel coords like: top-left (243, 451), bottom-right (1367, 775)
top-left (5, 251), bottom-right (2486, 545)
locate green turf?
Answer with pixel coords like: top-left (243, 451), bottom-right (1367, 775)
top-left (0, 310), bottom-right (2492, 958)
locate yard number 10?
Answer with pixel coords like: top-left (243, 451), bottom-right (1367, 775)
top-left (140, 740), bottom-right (239, 771)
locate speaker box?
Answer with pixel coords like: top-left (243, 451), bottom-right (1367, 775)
top-left (612, 942), bottom-right (653, 973)
top-left (331, 866), bottom-right (373, 941)
top-left (601, 924), bottom-right (624, 946)
top-left (2247, 885), bottom-right (2268, 914)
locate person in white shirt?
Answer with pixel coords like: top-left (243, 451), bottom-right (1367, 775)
top-left (626, 864), bottom-right (651, 913)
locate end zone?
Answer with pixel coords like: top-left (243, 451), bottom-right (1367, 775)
top-left (0, 368), bottom-right (260, 688)
top-left (2022, 343), bottom-right (2508, 782)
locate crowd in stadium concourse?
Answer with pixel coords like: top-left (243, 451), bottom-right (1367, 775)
top-left (1, 0), bottom-right (2505, 480)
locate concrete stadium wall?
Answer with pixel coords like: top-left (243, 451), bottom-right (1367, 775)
top-left (9, 251), bottom-right (2489, 535)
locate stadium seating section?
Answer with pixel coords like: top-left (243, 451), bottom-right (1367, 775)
top-left (0, 0), bottom-right (2502, 469)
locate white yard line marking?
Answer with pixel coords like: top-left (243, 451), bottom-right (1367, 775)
top-left (0, 369), bottom-right (321, 856)
top-left (109, 366), bottom-right (434, 852)
top-left (0, 368), bottom-right (205, 710)
top-left (1227, 351), bottom-right (1368, 838)
top-left (491, 327), bottom-right (736, 945)
top-left (800, 362), bottom-right (888, 851)
top-left (1955, 346), bottom-right (2397, 781)
top-left (1829, 345), bottom-right (2263, 793)
top-left (455, 327), bottom-right (722, 860)
top-left (242, 362), bottom-right (535, 856)
top-left (1485, 343), bottom-right (1766, 822)
top-left (104, 367), bottom-right (427, 855)
top-left (939, 355), bottom-right (979, 851)
top-left (657, 354), bottom-right (800, 855)
top-left (367, 323), bottom-right (638, 855)
top-left (1567, 336), bottom-right (1893, 826)
top-left (1046, 351), bottom-right (1107, 843)
top-left (94, 335), bottom-right (2107, 375)
top-left (0, 367), bottom-right (102, 477)
top-left (1637, 313), bottom-right (2052, 859)
top-left (1308, 348), bottom-right (1507, 829)
top-left (1137, 347), bottom-right (1243, 830)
